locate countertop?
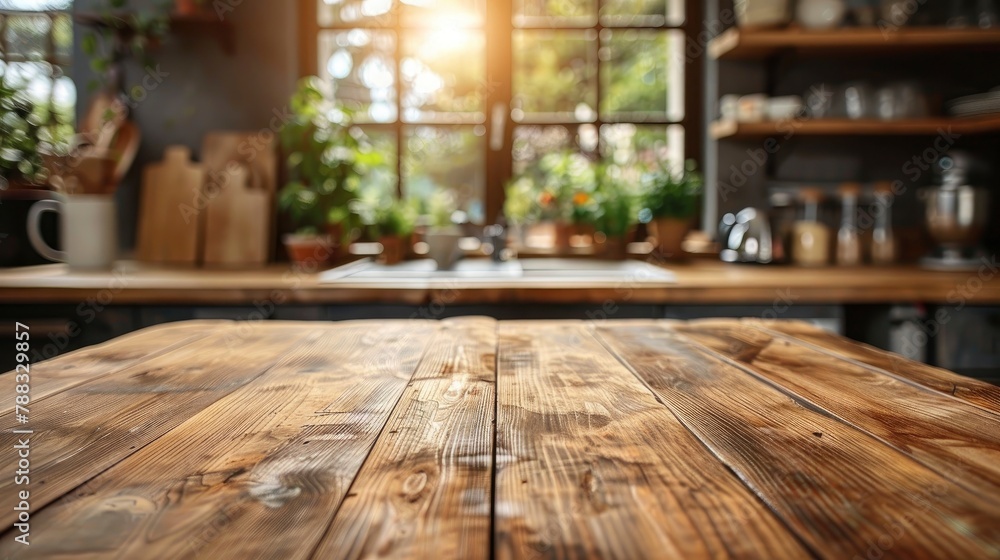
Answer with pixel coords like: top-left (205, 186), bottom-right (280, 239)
top-left (2, 318), bottom-right (999, 558)
top-left (0, 258), bottom-right (999, 305)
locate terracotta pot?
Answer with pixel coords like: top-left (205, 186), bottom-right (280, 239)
top-left (652, 217), bottom-right (693, 258)
top-left (283, 234), bottom-right (334, 270)
top-left (601, 236), bottom-right (628, 260)
top-left (553, 221), bottom-right (574, 252)
top-left (174, 0), bottom-right (209, 15)
top-left (379, 235), bottom-right (405, 265)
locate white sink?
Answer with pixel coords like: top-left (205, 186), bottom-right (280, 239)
top-left (319, 258), bottom-right (675, 285)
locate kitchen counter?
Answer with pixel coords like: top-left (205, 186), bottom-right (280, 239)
top-left (2, 318), bottom-right (999, 558)
top-left (0, 258), bottom-right (998, 305)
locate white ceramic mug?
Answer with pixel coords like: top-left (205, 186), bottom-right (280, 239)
top-left (28, 195), bottom-right (118, 269)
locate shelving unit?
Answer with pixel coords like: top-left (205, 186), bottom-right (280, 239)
top-left (709, 26), bottom-right (1000, 60)
top-left (710, 116), bottom-right (1000, 139)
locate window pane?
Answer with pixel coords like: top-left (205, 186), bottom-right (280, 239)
top-left (512, 30), bottom-right (597, 123)
top-left (318, 0), bottom-right (395, 27)
top-left (319, 29), bottom-right (397, 123)
top-left (401, 29), bottom-right (486, 123)
top-left (402, 125), bottom-right (486, 223)
top-left (513, 124), bottom-right (598, 173)
top-left (600, 29), bottom-right (683, 122)
top-left (600, 0), bottom-right (684, 27)
top-left (52, 13), bottom-right (71, 63)
top-left (601, 123), bottom-right (684, 175)
top-left (401, 0), bottom-right (485, 28)
top-left (514, 0), bottom-right (597, 27)
top-left (355, 126), bottom-right (398, 199)
top-left (4, 14), bottom-right (51, 61)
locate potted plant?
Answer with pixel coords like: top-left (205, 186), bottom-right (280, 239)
top-left (277, 181), bottom-right (335, 268)
top-left (278, 77), bottom-right (381, 265)
top-left (641, 159), bottom-right (703, 259)
top-left (424, 190), bottom-right (462, 269)
top-left (593, 166), bottom-right (638, 260)
top-left (357, 196), bottom-right (417, 265)
top-left (80, 0), bottom-right (172, 95)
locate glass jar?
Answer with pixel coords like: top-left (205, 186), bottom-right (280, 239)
top-left (792, 187), bottom-right (830, 267)
top-left (836, 182), bottom-right (863, 266)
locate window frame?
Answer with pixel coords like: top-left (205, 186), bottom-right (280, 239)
top-left (297, 0), bottom-right (703, 224)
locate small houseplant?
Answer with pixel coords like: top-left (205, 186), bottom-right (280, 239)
top-left (593, 167), bottom-right (638, 259)
top-left (424, 190), bottom-right (462, 269)
top-left (278, 77), bottom-right (380, 266)
top-left (360, 197), bottom-right (417, 265)
top-left (641, 159), bottom-right (703, 258)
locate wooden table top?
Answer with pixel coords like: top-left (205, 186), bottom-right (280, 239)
top-left (3, 318), bottom-right (1000, 559)
top-left (2, 259), bottom-right (1000, 305)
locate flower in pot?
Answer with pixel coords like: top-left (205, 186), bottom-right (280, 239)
top-left (423, 190), bottom-right (462, 270)
top-left (592, 166), bottom-right (638, 260)
top-left (641, 159), bottom-right (703, 259)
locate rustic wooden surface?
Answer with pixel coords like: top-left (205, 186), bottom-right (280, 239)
top-left (2, 318), bottom-right (999, 559)
top-left (3, 260), bottom-right (1000, 305)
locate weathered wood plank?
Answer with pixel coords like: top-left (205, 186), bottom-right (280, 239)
top-left (494, 321), bottom-right (811, 560)
top-left (312, 317), bottom-right (497, 559)
top-left (0, 321), bottom-right (435, 559)
top-left (675, 320), bottom-right (1000, 496)
top-left (754, 319), bottom-right (1000, 417)
top-left (0, 322), bottom-right (312, 530)
top-left (0, 320), bottom-right (229, 414)
top-left (596, 322), bottom-right (1000, 559)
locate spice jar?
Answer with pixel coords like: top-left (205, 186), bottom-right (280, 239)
top-left (871, 181), bottom-right (897, 265)
top-left (836, 182), bottom-right (863, 266)
top-left (792, 187), bottom-right (830, 267)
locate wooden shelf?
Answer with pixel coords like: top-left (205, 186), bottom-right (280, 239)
top-left (711, 116), bottom-right (1000, 139)
top-left (709, 27), bottom-right (1000, 60)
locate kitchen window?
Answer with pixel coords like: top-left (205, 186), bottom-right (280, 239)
top-left (299, 0), bottom-right (702, 224)
top-left (0, 0), bottom-right (75, 148)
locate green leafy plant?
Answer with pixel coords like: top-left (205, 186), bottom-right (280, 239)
top-left (641, 159), bottom-right (703, 220)
top-left (426, 190), bottom-right (458, 230)
top-left (278, 77), bottom-right (384, 238)
top-left (591, 166), bottom-right (638, 238)
top-left (377, 199), bottom-right (418, 238)
top-left (0, 75), bottom-right (64, 185)
top-left (80, 0), bottom-right (172, 93)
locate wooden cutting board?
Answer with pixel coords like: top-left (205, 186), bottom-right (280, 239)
top-left (201, 132), bottom-right (278, 266)
top-left (135, 146), bottom-right (204, 265)
top-left (201, 164), bottom-right (271, 267)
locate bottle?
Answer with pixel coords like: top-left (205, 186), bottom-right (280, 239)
top-left (836, 182), bottom-right (862, 266)
top-left (792, 187), bottom-right (830, 266)
top-left (871, 181), bottom-right (897, 265)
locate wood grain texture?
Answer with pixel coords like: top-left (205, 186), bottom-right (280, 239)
top-left (676, 320), bottom-right (1000, 496)
top-left (136, 147), bottom-right (204, 265)
top-left (0, 323), bottom-right (310, 530)
top-left (0, 322), bottom-right (435, 559)
top-left (596, 322), bottom-right (1000, 559)
top-left (3, 319), bottom-right (1000, 559)
top-left (494, 321), bottom-right (810, 560)
top-left (755, 319), bottom-right (1000, 417)
top-left (313, 317), bottom-right (497, 559)
top-left (0, 320), bottom-right (228, 415)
